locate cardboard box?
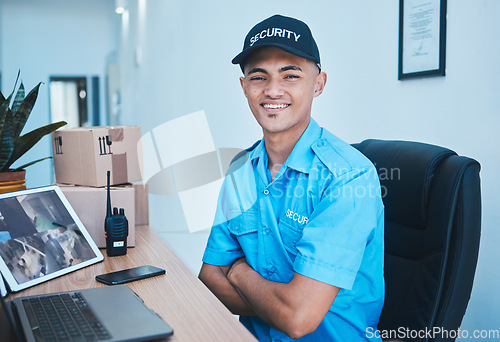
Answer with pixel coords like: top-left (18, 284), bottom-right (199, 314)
top-left (133, 182), bottom-right (149, 225)
top-left (59, 184), bottom-right (135, 248)
top-left (53, 126), bottom-right (143, 187)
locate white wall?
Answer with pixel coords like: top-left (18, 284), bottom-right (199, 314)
top-left (117, 0), bottom-right (500, 337)
top-left (0, 0), bottom-right (117, 186)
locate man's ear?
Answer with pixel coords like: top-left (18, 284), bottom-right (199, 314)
top-left (313, 72), bottom-right (327, 98)
top-left (240, 76), bottom-right (248, 97)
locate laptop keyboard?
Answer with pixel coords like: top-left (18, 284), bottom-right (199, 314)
top-left (21, 292), bottom-right (111, 341)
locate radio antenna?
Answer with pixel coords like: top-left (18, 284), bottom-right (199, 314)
top-left (106, 171), bottom-right (112, 218)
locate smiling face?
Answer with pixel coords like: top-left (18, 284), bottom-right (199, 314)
top-left (240, 47), bottom-right (326, 139)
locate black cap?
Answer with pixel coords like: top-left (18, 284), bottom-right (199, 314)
top-left (232, 14), bottom-right (321, 70)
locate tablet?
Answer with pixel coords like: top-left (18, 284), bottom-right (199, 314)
top-left (0, 185), bottom-right (103, 292)
top-left (0, 272), bottom-right (6, 297)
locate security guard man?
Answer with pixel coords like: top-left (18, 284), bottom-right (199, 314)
top-left (199, 14), bottom-right (385, 341)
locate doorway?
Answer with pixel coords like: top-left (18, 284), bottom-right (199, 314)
top-left (49, 76), bottom-right (100, 128)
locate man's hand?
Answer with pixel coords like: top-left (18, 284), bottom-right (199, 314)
top-left (201, 257), bottom-right (339, 339)
top-left (198, 262), bottom-right (255, 316)
top-left (227, 257), bottom-right (250, 278)
top-left (226, 260), bottom-right (340, 339)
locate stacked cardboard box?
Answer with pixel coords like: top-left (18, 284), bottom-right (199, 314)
top-left (53, 126), bottom-right (143, 187)
top-left (52, 126), bottom-right (147, 248)
top-left (133, 182), bottom-right (149, 226)
top-left (59, 184), bottom-right (136, 248)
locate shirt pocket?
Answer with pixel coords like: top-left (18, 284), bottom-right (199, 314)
top-left (278, 220), bottom-right (304, 256)
top-left (227, 209), bottom-right (259, 255)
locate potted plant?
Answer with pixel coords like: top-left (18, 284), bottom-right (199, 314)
top-left (0, 72), bottom-right (67, 193)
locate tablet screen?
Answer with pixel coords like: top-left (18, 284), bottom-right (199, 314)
top-left (0, 185), bottom-right (103, 292)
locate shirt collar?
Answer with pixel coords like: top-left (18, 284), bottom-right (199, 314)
top-left (250, 137), bottom-right (266, 162)
top-left (286, 118), bottom-right (321, 174)
top-left (249, 118), bottom-right (322, 174)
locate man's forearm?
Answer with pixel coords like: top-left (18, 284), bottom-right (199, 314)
top-left (227, 261), bottom-right (299, 334)
top-left (198, 263), bottom-right (255, 316)
top-left (227, 259), bottom-right (338, 339)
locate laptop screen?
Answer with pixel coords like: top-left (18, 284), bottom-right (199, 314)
top-left (0, 186), bottom-right (103, 292)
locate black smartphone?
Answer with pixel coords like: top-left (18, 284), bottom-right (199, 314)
top-left (95, 265), bottom-right (165, 285)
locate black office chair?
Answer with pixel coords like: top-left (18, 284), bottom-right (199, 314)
top-left (353, 140), bottom-right (481, 342)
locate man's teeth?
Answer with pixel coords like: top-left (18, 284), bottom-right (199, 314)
top-left (263, 104), bottom-right (289, 109)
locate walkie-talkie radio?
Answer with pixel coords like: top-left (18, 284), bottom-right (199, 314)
top-left (104, 171), bottom-right (128, 256)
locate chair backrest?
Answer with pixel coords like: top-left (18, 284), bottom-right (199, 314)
top-left (353, 139), bottom-right (481, 342)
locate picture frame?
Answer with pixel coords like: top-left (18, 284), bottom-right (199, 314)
top-left (398, 0), bottom-right (447, 80)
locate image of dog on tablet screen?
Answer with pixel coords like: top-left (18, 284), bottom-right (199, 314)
top-left (0, 191), bottom-right (96, 284)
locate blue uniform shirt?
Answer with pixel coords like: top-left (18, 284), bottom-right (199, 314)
top-left (203, 119), bottom-right (384, 341)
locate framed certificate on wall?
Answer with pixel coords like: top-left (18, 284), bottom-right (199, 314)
top-left (398, 0), bottom-right (447, 80)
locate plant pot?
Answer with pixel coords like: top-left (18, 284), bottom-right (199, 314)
top-left (0, 169), bottom-right (26, 194)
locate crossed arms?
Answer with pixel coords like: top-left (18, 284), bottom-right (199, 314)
top-left (198, 258), bottom-right (340, 339)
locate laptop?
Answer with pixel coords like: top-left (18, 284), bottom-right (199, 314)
top-left (0, 186), bottom-right (174, 341)
top-left (0, 278), bottom-right (174, 342)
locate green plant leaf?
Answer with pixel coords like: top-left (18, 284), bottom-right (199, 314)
top-left (0, 113), bottom-right (15, 170)
top-left (2, 120), bottom-right (67, 171)
top-left (13, 156), bottom-right (53, 171)
top-left (1, 71), bottom-right (24, 138)
top-left (0, 100), bottom-right (10, 127)
top-left (11, 82), bottom-right (41, 141)
top-left (5, 70), bottom-right (21, 103)
top-left (11, 82), bottom-right (25, 115)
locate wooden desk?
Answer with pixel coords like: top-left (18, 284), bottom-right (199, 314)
top-left (4, 225), bottom-right (257, 342)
